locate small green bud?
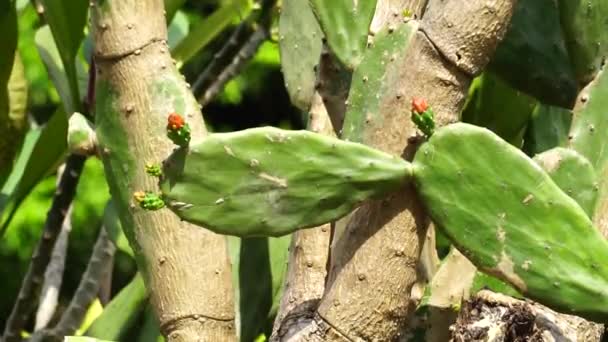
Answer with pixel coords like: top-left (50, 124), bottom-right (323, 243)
top-left (145, 163), bottom-right (162, 177)
top-left (410, 97), bottom-right (435, 137)
top-left (133, 191), bottom-right (165, 210)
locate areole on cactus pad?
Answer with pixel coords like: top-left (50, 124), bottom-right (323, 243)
top-left (412, 123), bottom-right (608, 322)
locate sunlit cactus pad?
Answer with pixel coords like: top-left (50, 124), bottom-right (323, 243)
top-left (413, 123), bottom-right (608, 322)
top-left (160, 127), bottom-right (412, 237)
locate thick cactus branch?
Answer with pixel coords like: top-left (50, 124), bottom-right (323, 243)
top-left (270, 94), bottom-right (333, 341)
top-left (90, 0), bottom-right (235, 340)
top-left (2, 154), bottom-right (86, 342)
top-left (307, 1), bottom-right (516, 340)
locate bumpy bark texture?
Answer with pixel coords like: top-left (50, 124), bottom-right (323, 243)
top-left (91, 1), bottom-right (235, 341)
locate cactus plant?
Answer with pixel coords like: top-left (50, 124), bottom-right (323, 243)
top-left (489, 0), bottom-right (577, 108)
top-left (159, 127), bottom-right (412, 237)
top-left (533, 147), bottom-right (598, 217)
top-left (278, 0), bottom-right (323, 111)
top-left (413, 123), bottom-right (608, 322)
top-left (308, 0), bottom-right (378, 69)
top-left (557, 0), bottom-right (608, 86)
top-left (8, 0), bottom-right (608, 341)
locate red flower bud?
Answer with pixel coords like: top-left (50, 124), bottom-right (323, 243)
top-left (411, 97), bottom-right (428, 114)
top-left (167, 113), bottom-right (185, 130)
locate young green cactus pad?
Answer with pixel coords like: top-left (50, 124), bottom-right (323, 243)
top-left (278, 0), bottom-right (322, 111)
top-left (67, 112), bottom-right (97, 156)
top-left (309, 0), bottom-right (377, 69)
top-left (159, 127), bottom-right (412, 237)
top-left (412, 123), bottom-right (608, 322)
top-left (557, 0), bottom-right (608, 85)
top-left (533, 148), bottom-right (598, 218)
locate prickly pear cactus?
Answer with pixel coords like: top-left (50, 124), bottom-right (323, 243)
top-left (309, 0), bottom-right (378, 69)
top-left (461, 71), bottom-right (536, 147)
top-left (522, 104), bottom-right (572, 156)
top-left (533, 147), bottom-right (598, 217)
top-left (159, 127), bottom-right (412, 237)
top-left (489, 0), bottom-right (577, 107)
top-left (341, 21), bottom-right (418, 142)
top-left (557, 0), bottom-right (608, 86)
top-left (568, 68), bottom-right (608, 175)
top-left (413, 123), bottom-right (608, 322)
top-left (278, 0), bottom-right (323, 111)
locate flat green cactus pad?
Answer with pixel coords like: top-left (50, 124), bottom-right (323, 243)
top-left (413, 123), bottom-right (608, 322)
top-left (342, 22), bottom-right (417, 143)
top-left (489, 0), bottom-right (577, 108)
top-left (160, 127), bottom-right (411, 237)
top-left (522, 104), bottom-right (572, 156)
top-left (278, 0), bottom-right (322, 111)
top-left (558, 0), bottom-right (608, 85)
top-left (309, 0), bottom-right (377, 69)
top-left (533, 147), bottom-right (598, 217)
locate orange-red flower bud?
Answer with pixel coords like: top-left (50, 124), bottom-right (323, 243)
top-left (411, 97), bottom-right (428, 114)
top-left (167, 113), bottom-right (185, 130)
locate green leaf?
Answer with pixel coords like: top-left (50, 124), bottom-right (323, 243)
top-left (136, 305), bottom-right (164, 342)
top-left (0, 0), bottom-right (19, 184)
top-left (161, 127), bottom-right (412, 237)
top-left (103, 200), bottom-right (134, 257)
top-left (278, 0), bottom-right (323, 111)
top-left (234, 236), bottom-right (290, 341)
top-left (413, 123), bottom-right (608, 322)
top-left (85, 273), bottom-right (147, 341)
top-left (171, 0), bottom-right (249, 67)
top-left (0, 108), bottom-right (68, 235)
top-left (309, 0), bottom-right (377, 69)
top-left (65, 337), bottom-right (116, 342)
top-left (0, 0), bottom-right (17, 88)
top-left (35, 25), bottom-right (75, 114)
top-left (167, 10), bottom-right (189, 50)
top-left (39, 0), bottom-right (88, 112)
top-left (0, 53), bottom-right (28, 186)
top-left (164, 0), bottom-right (186, 24)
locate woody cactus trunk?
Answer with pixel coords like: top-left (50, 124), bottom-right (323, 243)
top-left (90, 1), bottom-right (235, 340)
top-left (81, 0), bottom-right (608, 341)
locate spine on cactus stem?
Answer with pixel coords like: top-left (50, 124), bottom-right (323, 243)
top-left (89, 0), bottom-right (236, 340)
